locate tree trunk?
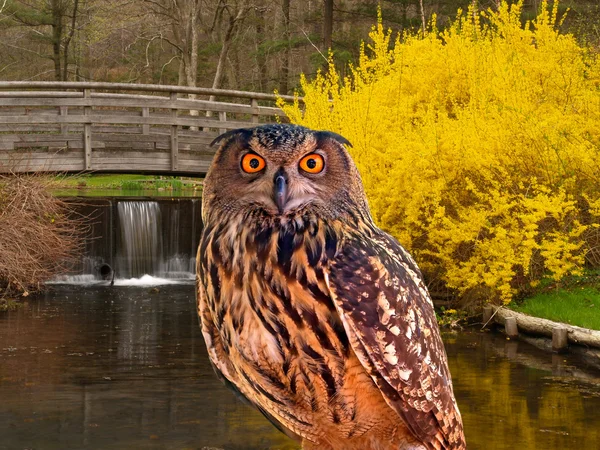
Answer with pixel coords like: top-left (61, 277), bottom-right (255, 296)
top-left (323, 0), bottom-right (333, 52)
top-left (178, 58), bottom-right (186, 86)
top-left (418, 0), bottom-right (426, 36)
top-left (51, 0), bottom-right (63, 81)
top-left (280, 0), bottom-right (291, 94)
top-left (255, 7), bottom-right (268, 92)
top-left (209, 3), bottom-right (247, 101)
top-left (62, 0), bottom-right (80, 81)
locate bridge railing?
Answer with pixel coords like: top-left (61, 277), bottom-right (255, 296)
top-left (0, 82), bottom-right (298, 175)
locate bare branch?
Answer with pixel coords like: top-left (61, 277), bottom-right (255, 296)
top-left (301, 28), bottom-right (328, 63)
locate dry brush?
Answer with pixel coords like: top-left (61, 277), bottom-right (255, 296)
top-left (0, 175), bottom-right (85, 298)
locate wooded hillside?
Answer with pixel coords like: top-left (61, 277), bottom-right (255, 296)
top-left (0, 1), bottom-right (598, 94)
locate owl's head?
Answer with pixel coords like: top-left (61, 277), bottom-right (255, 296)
top-left (202, 124), bottom-right (370, 222)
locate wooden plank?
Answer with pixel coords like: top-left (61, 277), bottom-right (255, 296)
top-left (177, 159), bottom-right (213, 166)
top-left (68, 141), bottom-right (105, 149)
top-left (14, 141), bottom-right (68, 148)
top-left (0, 81), bottom-right (298, 102)
top-left (92, 133), bottom-right (170, 143)
top-left (0, 125), bottom-right (75, 132)
top-left (93, 164), bottom-right (171, 171)
top-left (0, 149), bottom-right (82, 156)
top-left (92, 150), bottom-right (169, 159)
top-left (0, 108), bottom-right (27, 115)
top-left (0, 157), bottom-right (84, 165)
top-left (3, 161), bottom-right (85, 172)
top-left (0, 91), bottom-right (82, 98)
top-left (0, 114), bottom-right (259, 129)
top-left (0, 97), bottom-right (284, 116)
top-left (92, 126), bottom-right (143, 134)
top-left (5, 133), bottom-right (78, 142)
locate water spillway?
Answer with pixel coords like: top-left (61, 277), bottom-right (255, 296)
top-left (53, 198), bottom-right (202, 284)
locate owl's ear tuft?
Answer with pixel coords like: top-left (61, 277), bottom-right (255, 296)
top-left (315, 130), bottom-right (353, 148)
top-left (210, 128), bottom-right (253, 147)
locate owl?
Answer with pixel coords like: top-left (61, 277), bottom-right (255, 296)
top-left (196, 124), bottom-right (466, 450)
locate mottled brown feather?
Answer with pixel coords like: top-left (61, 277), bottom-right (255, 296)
top-left (325, 228), bottom-right (466, 449)
top-left (197, 124), bottom-right (466, 450)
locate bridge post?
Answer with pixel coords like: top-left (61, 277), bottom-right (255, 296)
top-left (219, 111), bottom-right (227, 134)
top-left (170, 92), bottom-right (179, 171)
top-left (83, 89), bottom-right (92, 170)
top-left (59, 106), bottom-right (69, 135)
top-left (142, 107), bottom-right (150, 135)
top-left (251, 98), bottom-right (259, 124)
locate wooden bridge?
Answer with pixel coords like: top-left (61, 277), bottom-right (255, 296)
top-left (0, 82), bottom-right (296, 175)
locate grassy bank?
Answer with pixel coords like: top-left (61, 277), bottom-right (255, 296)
top-left (509, 273), bottom-right (600, 330)
top-left (52, 174), bottom-right (203, 197)
top-left (56, 174), bottom-right (203, 190)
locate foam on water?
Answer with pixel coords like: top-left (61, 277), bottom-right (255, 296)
top-left (48, 274), bottom-right (194, 286)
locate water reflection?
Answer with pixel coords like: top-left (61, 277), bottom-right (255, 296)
top-left (1, 286), bottom-right (600, 449)
top-left (446, 332), bottom-right (600, 449)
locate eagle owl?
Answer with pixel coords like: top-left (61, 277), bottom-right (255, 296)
top-left (197, 124), bottom-right (466, 450)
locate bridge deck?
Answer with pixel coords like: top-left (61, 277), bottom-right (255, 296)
top-left (0, 82), bottom-right (296, 176)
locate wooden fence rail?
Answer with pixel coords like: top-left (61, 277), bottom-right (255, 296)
top-left (0, 81), bottom-right (297, 175)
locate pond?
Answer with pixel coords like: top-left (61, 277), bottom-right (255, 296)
top-left (1, 283), bottom-right (600, 450)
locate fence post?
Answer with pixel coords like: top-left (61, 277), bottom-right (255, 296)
top-left (218, 111), bottom-right (227, 134)
top-left (170, 92), bottom-right (179, 171)
top-left (60, 106), bottom-right (69, 135)
top-left (251, 98), bottom-right (259, 124)
top-left (83, 89), bottom-right (92, 170)
top-left (142, 107), bottom-right (150, 135)
top-left (505, 317), bottom-right (518, 339)
top-left (552, 327), bottom-right (568, 353)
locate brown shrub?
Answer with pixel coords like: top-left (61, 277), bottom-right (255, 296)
top-left (0, 174), bottom-right (85, 297)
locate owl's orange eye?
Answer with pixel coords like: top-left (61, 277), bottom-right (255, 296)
top-left (241, 153), bottom-right (266, 173)
top-left (299, 153), bottom-right (325, 174)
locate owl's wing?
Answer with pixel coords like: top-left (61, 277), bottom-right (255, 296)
top-left (324, 230), bottom-right (466, 450)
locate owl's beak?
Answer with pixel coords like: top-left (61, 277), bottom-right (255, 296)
top-left (273, 171), bottom-right (288, 214)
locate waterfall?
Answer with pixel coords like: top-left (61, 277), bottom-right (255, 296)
top-left (116, 201), bottom-right (163, 278)
top-left (49, 198), bottom-right (201, 285)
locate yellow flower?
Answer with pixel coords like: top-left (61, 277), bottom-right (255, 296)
top-left (279, 1), bottom-right (600, 304)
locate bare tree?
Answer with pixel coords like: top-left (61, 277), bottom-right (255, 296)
top-left (3, 0), bottom-right (82, 80)
top-left (209, 0), bottom-right (250, 94)
top-left (323, 0), bottom-right (333, 51)
top-left (419, 0), bottom-right (426, 36)
top-left (142, 0), bottom-right (202, 88)
top-left (280, 0), bottom-right (290, 94)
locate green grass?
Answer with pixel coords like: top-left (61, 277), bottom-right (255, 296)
top-left (510, 287), bottom-right (600, 331)
top-left (51, 174), bottom-right (203, 196)
top-left (56, 173), bottom-right (153, 189)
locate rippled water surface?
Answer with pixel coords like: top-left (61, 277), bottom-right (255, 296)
top-left (1, 285), bottom-right (600, 449)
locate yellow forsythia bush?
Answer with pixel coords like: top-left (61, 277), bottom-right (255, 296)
top-left (279, 1), bottom-right (600, 305)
